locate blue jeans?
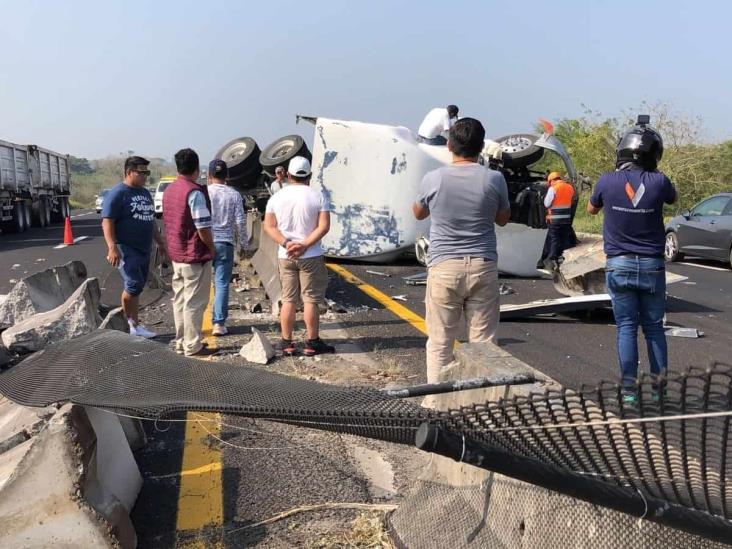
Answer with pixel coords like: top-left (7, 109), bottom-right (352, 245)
top-left (212, 242), bottom-right (234, 325)
top-left (605, 255), bottom-right (667, 391)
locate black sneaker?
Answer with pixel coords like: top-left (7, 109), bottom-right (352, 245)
top-left (186, 346), bottom-right (218, 358)
top-left (303, 338), bottom-right (335, 356)
top-left (278, 339), bottom-right (296, 357)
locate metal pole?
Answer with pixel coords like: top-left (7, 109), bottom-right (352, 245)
top-left (382, 374), bottom-right (535, 399)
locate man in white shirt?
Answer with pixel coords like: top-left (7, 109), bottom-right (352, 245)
top-left (269, 166), bottom-right (287, 194)
top-left (417, 105), bottom-right (459, 145)
top-left (263, 156), bottom-right (334, 356)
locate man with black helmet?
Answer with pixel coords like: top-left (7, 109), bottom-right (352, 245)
top-left (587, 115), bottom-right (677, 404)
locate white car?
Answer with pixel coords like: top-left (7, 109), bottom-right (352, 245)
top-left (300, 117), bottom-right (577, 277)
top-left (154, 177), bottom-right (175, 217)
top-left (95, 188), bottom-right (111, 214)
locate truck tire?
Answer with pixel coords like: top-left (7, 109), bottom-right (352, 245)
top-left (259, 135), bottom-right (311, 176)
top-left (43, 198), bottom-right (52, 226)
top-left (215, 137), bottom-right (262, 180)
top-left (494, 133), bottom-right (544, 168)
top-left (8, 202), bottom-right (25, 233)
top-left (31, 199), bottom-right (48, 228)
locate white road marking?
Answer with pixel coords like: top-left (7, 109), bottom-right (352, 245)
top-left (677, 262), bottom-right (729, 272)
top-left (53, 235), bottom-right (90, 249)
top-left (70, 212), bottom-right (94, 219)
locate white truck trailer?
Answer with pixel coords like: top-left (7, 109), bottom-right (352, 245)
top-left (0, 139), bottom-right (71, 233)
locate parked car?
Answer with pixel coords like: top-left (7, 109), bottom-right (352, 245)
top-left (95, 188), bottom-right (111, 214)
top-left (154, 177), bottom-right (176, 217)
top-left (665, 192), bottom-right (732, 266)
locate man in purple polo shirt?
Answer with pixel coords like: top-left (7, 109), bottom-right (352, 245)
top-left (588, 116), bottom-right (676, 404)
top-left (163, 148), bottom-right (216, 357)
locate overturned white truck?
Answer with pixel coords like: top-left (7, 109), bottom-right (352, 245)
top-left (301, 117), bottom-right (578, 277)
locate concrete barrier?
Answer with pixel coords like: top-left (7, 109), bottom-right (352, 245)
top-left (388, 342), bottom-right (727, 548)
top-left (250, 222), bottom-right (282, 316)
top-left (0, 402), bottom-right (142, 548)
top-left (0, 260), bottom-right (87, 330)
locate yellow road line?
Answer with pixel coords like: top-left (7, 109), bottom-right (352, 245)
top-left (326, 263), bottom-right (427, 335)
top-left (175, 284), bottom-right (224, 547)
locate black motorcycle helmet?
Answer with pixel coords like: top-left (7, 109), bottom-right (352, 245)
top-left (615, 115), bottom-right (664, 170)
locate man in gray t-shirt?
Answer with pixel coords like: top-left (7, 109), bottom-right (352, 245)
top-left (413, 117), bottom-right (511, 390)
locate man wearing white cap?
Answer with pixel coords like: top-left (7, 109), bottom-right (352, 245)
top-left (263, 156), bottom-right (335, 356)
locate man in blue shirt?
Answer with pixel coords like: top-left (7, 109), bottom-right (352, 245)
top-left (102, 156), bottom-right (167, 338)
top-left (588, 116), bottom-right (677, 403)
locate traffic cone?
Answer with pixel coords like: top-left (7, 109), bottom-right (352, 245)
top-left (63, 216), bottom-right (74, 245)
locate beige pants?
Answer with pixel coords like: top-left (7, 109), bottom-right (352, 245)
top-left (425, 257), bottom-right (499, 383)
top-left (171, 261), bottom-right (211, 355)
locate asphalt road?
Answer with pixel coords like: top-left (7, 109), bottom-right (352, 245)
top-left (1, 211), bottom-right (730, 546)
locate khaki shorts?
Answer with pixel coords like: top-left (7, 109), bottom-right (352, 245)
top-left (278, 256), bottom-right (328, 304)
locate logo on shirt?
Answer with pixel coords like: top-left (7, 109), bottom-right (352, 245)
top-left (625, 182), bottom-right (645, 208)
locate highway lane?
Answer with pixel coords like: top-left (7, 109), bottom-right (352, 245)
top-left (332, 256), bottom-right (731, 390)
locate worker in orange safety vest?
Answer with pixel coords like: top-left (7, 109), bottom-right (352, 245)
top-left (537, 172), bottom-right (576, 270)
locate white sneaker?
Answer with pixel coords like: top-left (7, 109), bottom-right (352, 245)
top-left (129, 321), bottom-right (158, 339)
top-left (212, 324), bottom-right (228, 336)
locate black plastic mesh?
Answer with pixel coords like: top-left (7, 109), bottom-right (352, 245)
top-left (1, 330), bottom-right (731, 540)
top-left (0, 330), bottom-right (429, 444)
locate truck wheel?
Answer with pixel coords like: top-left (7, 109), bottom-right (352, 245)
top-left (43, 198), bottom-right (52, 226)
top-left (259, 135), bottom-right (311, 176)
top-left (494, 134), bottom-right (544, 168)
top-left (215, 137), bottom-right (262, 179)
top-left (31, 199), bottom-right (47, 227)
top-left (9, 202), bottom-right (24, 233)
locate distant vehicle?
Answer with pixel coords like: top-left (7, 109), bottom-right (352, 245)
top-left (665, 192), bottom-right (732, 266)
top-left (1, 139), bottom-right (71, 233)
top-left (154, 177), bottom-right (176, 218)
top-left (95, 188), bottom-right (111, 214)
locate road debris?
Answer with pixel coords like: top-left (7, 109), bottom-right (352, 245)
top-left (665, 327), bottom-right (704, 338)
top-left (239, 327), bottom-right (275, 364)
top-left (499, 283), bottom-right (515, 296)
top-left (366, 270), bottom-right (391, 278)
top-left (391, 295), bottom-right (407, 302)
top-left (403, 272), bottom-right (427, 286)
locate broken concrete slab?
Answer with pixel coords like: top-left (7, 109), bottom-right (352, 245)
top-left (239, 327), bottom-right (276, 365)
top-left (0, 260), bottom-right (87, 330)
top-left (99, 306), bottom-right (127, 332)
top-left (554, 239), bottom-right (606, 296)
top-left (2, 278), bottom-right (102, 353)
top-left (0, 405), bottom-right (119, 548)
top-left (250, 223), bottom-right (283, 316)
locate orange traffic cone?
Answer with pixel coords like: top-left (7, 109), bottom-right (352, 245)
top-left (63, 216), bottom-right (74, 245)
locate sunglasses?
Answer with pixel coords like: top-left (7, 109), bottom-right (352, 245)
top-left (134, 170), bottom-right (151, 176)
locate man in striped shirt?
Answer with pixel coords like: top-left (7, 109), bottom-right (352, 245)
top-left (207, 159), bottom-right (247, 335)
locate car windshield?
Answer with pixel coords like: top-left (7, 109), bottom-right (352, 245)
top-left (99, 189), bottom-right (109, 197)
top-left (158, 182), bottom-right (171, 192)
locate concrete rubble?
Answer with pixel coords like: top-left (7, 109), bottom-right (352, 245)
top-left (99, 306), bottom-right (128, 332)
top-left (0, 260), bottom-right (88, 330)
top-left (0, 400), bottom-right (143, 549)
top-left (2, 278), bottom-right (103, 353)
top-left (239, 327), bottom-right (276, 364)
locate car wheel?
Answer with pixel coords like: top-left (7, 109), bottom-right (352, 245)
top-left (259, 135), bottom-right (311, 176)
top-left (493, 133), bottom-right (545, 168)
top-left (664, 231), bottom-right (684, 262)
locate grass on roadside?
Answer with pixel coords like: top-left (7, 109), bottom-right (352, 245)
top-left (307, 512), bottom-right (395, 549)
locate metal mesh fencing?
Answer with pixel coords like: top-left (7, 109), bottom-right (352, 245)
top-left (1, 330), bottom-right (731, 542)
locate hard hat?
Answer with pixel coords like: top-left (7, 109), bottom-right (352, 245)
top-left (547, 172), bottom-right (562, 183)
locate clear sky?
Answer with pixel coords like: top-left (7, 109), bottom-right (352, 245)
top-left (1, 0), bottom-right (730, 162)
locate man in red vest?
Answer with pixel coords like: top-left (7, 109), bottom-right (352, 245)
top-left (163, 148), bottom-right (216, 357)
top-left (541, 171), bottom-right (576, 270)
